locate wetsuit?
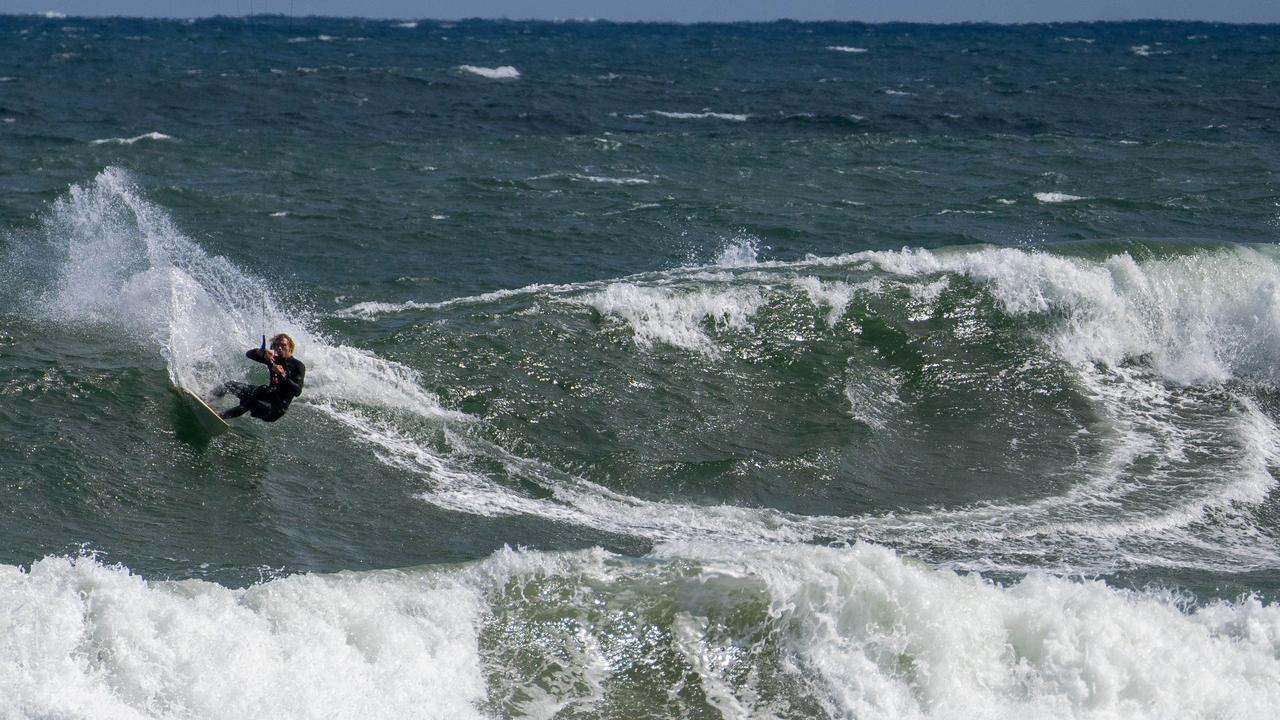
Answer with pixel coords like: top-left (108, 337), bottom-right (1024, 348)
top-left (217, 348), bottom-right (305, 422)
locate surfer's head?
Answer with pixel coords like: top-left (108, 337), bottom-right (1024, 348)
top-left (270, 333), bottom-right (295, 358)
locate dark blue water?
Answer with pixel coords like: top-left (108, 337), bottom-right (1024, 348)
top-left (1, 16), bottom-right (1279, 718)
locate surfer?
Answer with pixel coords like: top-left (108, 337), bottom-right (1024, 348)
top-left (215, 333), bottom-right (305, 422)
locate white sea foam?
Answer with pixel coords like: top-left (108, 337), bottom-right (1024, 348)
top-left (528, 172), bottom-right (653, 185)
top-left (852, 245), bottom-right (1280, 385)
top-left (458, 65), bottom-right (520, 79)
top-left (579, 174), bottom-right (650, 185)
top-left (89, 132), bottom-right (173, 146)
top-left (827, 45), bottom-right (869, 53)
top-left (1131, 44), bottom-right (1171, 56)
top-left (1034, 191), bottom-right (1087, 203)
top-left (0, 555), bottom-right (487, 720)
top-left (335, 281), bottom-right (590, 319)
top-left (4, 545), bottom-right (1277, 720)
top-left (650, 110), bottom-right (749, 122)
top-left (337, 300), bottom-right (436, 319)
top-left (583, 282), bottom-right (767, 356)
top-left (318, 398), bottom-right (813, 545)
top-left (657, 541), bottom-right (1280, 720)
top-left (792, 275), bottom-right (858, 327)
top-left (396, 21), bottom-right (418, 29)
top-left (314, 404), bottom-right (549, 518)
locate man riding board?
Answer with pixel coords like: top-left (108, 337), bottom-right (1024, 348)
top-left (216, 333), bottom-right (305, 422)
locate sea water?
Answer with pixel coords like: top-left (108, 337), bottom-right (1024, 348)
top-left (1, 15), bottom-right (1279, 718)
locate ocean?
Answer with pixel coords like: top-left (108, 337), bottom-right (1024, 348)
top-left (2, 14), bottom-right (1279, 718)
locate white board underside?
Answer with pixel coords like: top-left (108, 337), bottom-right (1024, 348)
top-left (177, 387), bottom-right (230, 437)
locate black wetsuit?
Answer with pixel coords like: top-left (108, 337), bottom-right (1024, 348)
top-left (218, 349), bottom-right (305, 422)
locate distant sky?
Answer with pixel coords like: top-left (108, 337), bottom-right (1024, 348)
top-left (3, 0), bottom-right (1279, 23)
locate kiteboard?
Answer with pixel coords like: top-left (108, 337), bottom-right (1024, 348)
top-left (175, 386), bottom-right (230, 437)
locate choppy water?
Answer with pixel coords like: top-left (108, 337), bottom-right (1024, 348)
top-left (2, 15), bottom-right (1280, 719)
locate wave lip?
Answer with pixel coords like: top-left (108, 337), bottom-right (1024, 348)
top-left (458, 65), bottom-right (520, 80)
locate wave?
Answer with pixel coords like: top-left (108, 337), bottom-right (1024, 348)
top-left (526, 172), bottom-right (654, 185)
top-left (4, 544), bottom-right (1277, 719)
top-left (650, 110), bottom-right (750, 122)
top-left (458, 65), bottom-right (520, 80)
top-left (13, 172), bottom-right (1280, 578)
top-left (334, 238), bottom-right (762, 321)
top-left (827, 45), bottom-right (869, 53)
top-left (1035, 191), bottom-right (1087, 203)
top-left (90, 132), bottom-right (173, 145)
top-left (335, 238), bottom-right (1280, 406)
top-left (331, 242), bottom-right (1280, 575)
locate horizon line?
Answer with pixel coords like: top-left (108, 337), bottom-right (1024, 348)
top-left (3, 12), bottom-right (1278, 26)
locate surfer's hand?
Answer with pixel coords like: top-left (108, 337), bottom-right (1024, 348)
top-left (263, 348), bottom-right (275, 362)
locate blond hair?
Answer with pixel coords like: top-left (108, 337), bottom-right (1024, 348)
top-left (270, 333), bottom-right (295, 352)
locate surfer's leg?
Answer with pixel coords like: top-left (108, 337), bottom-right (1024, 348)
top-left (248, 402), bottom-right (284, 422)
top-left (245, 387), bottom-right (284, 422)
top-left (213, 381), bottom-right (253, 400)
top-left (220, 385), bottom-right (273, 420)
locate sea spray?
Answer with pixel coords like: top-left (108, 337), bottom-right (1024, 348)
top-left (22, 168), bottom-right (458, 420)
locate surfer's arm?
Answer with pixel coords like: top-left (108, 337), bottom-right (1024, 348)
top-left (244, 347), bottom-right (286, 380)
top-left (278, 362), bottom-right (305, 397)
